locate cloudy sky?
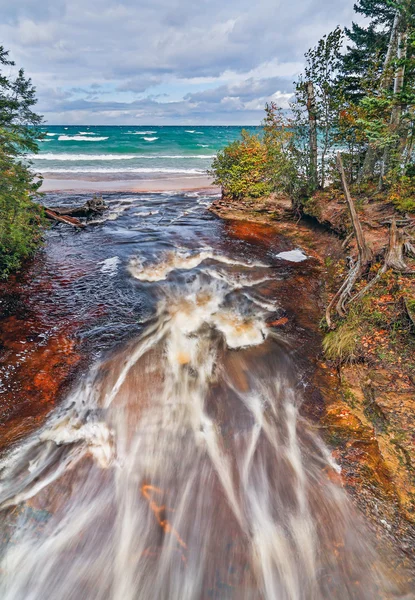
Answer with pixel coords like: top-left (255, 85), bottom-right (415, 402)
top-left (1, 0), bottom-right (359, 124)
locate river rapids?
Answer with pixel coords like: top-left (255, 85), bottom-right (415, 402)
top-left (0, 192), bottom-right (408, 599)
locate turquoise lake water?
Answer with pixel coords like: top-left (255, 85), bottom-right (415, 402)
top-left (33, 125), bottom-right (261, 180)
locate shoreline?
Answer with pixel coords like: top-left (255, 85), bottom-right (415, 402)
top-left (39, 175), bottom-right (219, 194)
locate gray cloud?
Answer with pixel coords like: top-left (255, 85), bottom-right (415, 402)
top-left (0, 0), bottom-right (358, 123)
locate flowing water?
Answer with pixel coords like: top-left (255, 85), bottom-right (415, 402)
top-left (0, 191), bottom-right (407, 599)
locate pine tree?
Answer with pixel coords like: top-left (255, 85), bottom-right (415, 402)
top-left (0, 45), bottom-right (44, 279)
top-left (341, 0), bottom-right (397, 101)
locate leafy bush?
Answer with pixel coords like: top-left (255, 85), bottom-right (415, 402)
top-left (209, 104), bottom-right (300, 201)
top-left (388, 176), bottom-right (415, 214)
top-left (0, 150), bottom-right (44, 278)
top-left (209, 130), bottom-right (272, 199)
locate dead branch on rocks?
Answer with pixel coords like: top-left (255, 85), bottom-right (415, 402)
top-left (326, 154), bottom-right (415, 328)
top-left (326, 154), bottom-right (373, 328)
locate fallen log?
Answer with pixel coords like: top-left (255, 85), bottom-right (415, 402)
top-left (49, 196), bottom-right (108, 218)
top-left (45, 209), bottom-right (86, 229)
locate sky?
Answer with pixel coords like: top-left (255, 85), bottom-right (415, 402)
top-left (0, 0), bottom-right (360, 125)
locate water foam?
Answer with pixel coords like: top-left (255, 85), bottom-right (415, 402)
top-left (35, 167), bottom-right (205, 174)
top-left (30, 153), bottom-right (215, 161)
top-left (99, 256), bottom-right (121, 276)
top-left (58, 135), bottom-right (109, 141)
top-left (128, 249), bottom-right (267, 282)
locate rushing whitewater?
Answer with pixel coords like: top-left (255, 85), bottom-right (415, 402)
top-left (0, 191), bottom-right (401, 599)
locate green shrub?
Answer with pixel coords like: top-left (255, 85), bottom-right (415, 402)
top-left (209, 130), bottom-right (272, 199)
top-left (209, 103), bottom-right (301, 201)
top-left (0, 153), bottom-right (44, 278)
top-left (388, 176), bottom-right (415, 214)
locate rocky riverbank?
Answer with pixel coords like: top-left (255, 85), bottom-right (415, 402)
top-left (210, 192), bottom-right (415, 579)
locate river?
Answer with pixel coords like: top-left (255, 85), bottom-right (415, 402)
top-left (0, 191), bottom-right (408, 599)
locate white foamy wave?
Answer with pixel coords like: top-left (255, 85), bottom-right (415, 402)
top-left (133, 210), bottom-right (160, 217)
top-left (134, 131), bottom-right (157, 135)
top-left (46, 133), bottom-right (58, 136)
top-left (160, 280), bottom-right (268, 350)
top-left (143, 137), bottom-right (158, 142)
top-left (186, 130), bottom-right (203, 134)
top-left (99, 256), bottom-right (120, 276)
top-left (198, 144), bottom-right (209, 148)
top-left (29, 153), bottom-right (215, 161)
top-left (58, 135), bottom-right (109, 141)
top-left (211, 310), bottom-right (266, 349)
top-left (35, 167), bottom-right (205, 174)
top-left (40, 420), bottom-right (113, 469)
top-left (128, 250), bottom-right (267, 282)
top-left (78, 131), bottom-right (96, 135)
top-left (276, 249), bottom-right (308, 263)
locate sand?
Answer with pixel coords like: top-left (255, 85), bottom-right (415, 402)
top-left (40, 175), bottom-right (220, 194)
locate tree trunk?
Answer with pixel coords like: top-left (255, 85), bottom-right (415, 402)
top-left (385, 218), bottom-right (407, 271)
top-left (306, 81), bottom-right (318, 190)
top-left (381, 11), bottom-right (401, 89)
top-left (390, 31), bottom-right (407, 129)
top-left (380, 30), bottom-right (408, 186)
top-left (337, 153), bottom-right (372, 265)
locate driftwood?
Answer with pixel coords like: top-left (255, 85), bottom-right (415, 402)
top-left (45, 209), bottom-right (86, 228)
top-left (45, 196), bottom-right (108, 229)
top-left (49, 196), bottom-right (108, 218)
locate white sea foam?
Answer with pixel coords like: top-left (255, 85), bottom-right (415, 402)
top-left (198, 144), bottom-right (209, 147)
top-left (276, 249), bottom-right (308, 263)
top-left (35, 167), bottom-right (206, 174)
top-left (134, 131), bottom-right (157, 135)
top-left (99, 256), bottom-right (121, 276)
top-left (29, 153), bottom-right (215, 161)
top-left (78, 131), bottom-right (96, 135)
top-left (46, 133), bottom-right (58, 136)
top-left (58, 135), bottom-right (109, 141)
top-left (143, 137), bottom-right (158, 142)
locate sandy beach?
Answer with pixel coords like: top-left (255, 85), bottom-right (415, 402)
top-left (40, 175), bottom-right (220, 194)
